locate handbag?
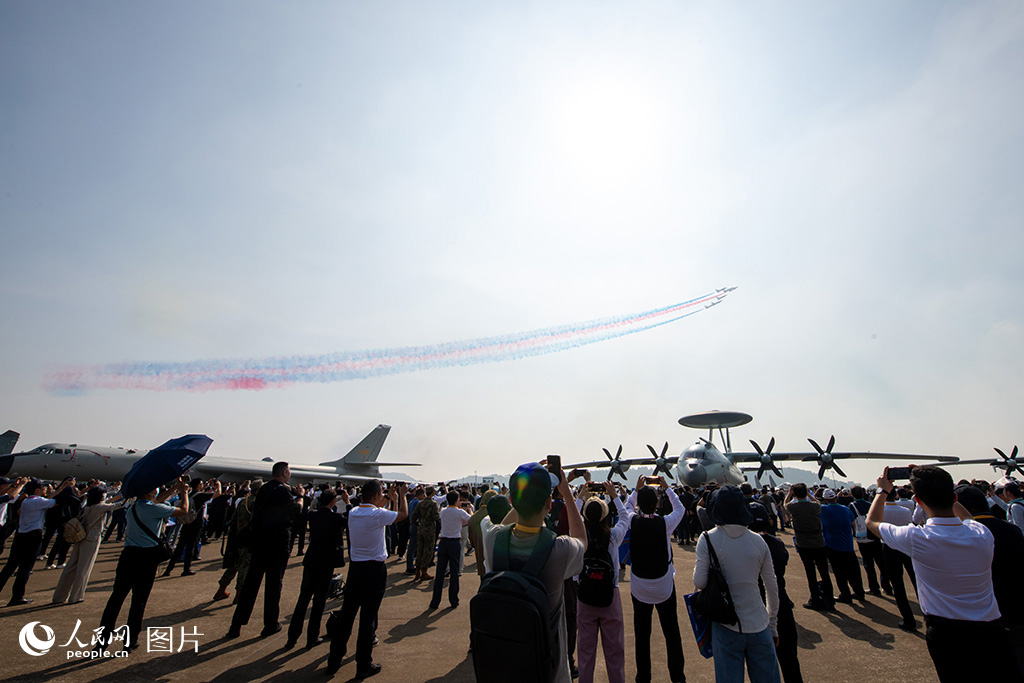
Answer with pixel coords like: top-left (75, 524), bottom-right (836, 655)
top-left (63, 517), bottom-right (88, 544)
top-left (693, 532), bottom-right (740, 628)
top-left (64, 509), bottom-right (104, 544)
top-left (132, 504), bottom-right (174, 563)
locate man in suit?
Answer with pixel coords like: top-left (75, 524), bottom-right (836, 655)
top-left (227, 462), bottom-right (302, 639)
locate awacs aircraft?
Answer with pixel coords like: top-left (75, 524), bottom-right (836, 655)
top-left (567, 410), bottom-right (961, 488)
top-left (0, 425), bottom-right (419, 485)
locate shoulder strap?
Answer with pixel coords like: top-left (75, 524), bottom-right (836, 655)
top-left (702, 531), bottom-right (723, 572)
top-left (494, 526), bottom-right (556, 576)
top-left (131, 504), bottom-right (163, 543)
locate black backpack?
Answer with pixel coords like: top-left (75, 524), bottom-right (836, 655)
top-left (471, 526), bottom-right (559, 683)
top-left (578, 527), bottom-right (614, 608)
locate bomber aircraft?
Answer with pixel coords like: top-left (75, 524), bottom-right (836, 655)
top-left (0, 424), bottom-right (419, 484)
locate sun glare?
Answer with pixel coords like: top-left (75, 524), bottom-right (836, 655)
top-left (549, 74), bottom-right (666, 188)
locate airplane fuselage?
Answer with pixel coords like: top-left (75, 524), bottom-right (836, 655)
top-left (674, 441), bottom-right (746, 487)
top-left (0, 425), bottom-right (409, 485)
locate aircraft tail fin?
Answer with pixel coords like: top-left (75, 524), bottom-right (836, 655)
top-left (319, 425), bottom-right (391, 467)
top-left (0, 431), bottom-right (19, 456)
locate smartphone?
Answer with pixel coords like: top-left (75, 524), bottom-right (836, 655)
top-left (887, 466), bottom-right (914, 481)
top-left (587, 482), bottom-right (605, 492)
top-left (546, 455), bottom-right (562, 474)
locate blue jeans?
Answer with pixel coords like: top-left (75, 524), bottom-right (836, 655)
top-left (711, 622), bottom-right (781, 683)
top-left (430, 538), bottom-right (462, 608)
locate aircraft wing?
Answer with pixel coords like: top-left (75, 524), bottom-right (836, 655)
top-left (565, 457), bottom-right (663, 469)
top-left (937, 458), bottom-right (998, 466)
top-left (729, 451), bottom-right (959, 463)
top-left (798, 451), bottom-right (960, 462)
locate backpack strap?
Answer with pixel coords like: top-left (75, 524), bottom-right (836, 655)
top-left (494, 526), bottom-right (556, 575)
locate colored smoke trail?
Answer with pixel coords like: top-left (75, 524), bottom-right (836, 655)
top-left (44, 289), bottom-right (736, 393)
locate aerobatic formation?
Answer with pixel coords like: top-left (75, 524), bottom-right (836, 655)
top-left (44, 288), bottom-right (736, 393)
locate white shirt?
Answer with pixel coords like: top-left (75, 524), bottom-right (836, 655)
top-left (1006, 499), bottom-right (1024, 532)
top-left (439, 505), bottom-right (472, 538)
top-left (19, 496), bottom-right (56, 533)
top-left (348, 504), bottom-right (399, 562)
top-left (896, 498), bottom-right (916, 513)
top-left (881, 502), bottom-right (913, 535)
top-left (694, 524), bottom-right (780, 636)
top-left (878, 517), bottom-right (1001, 622)
top-left (626, 488), bottom-right (685, 604)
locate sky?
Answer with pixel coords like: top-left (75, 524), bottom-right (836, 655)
top-left (2, 1), bottom-right (1023, 486)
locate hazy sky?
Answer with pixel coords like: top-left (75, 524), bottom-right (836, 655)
top-left (2, 1), bottom-right (1022, 485)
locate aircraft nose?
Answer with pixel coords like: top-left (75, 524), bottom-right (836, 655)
top-left (680, 461), bottom-right (706, 487)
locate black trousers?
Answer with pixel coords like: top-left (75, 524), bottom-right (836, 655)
top-left (632, 588), bottom-right (686, 683)
top-left (856, 540), bottom-right (887, 592)
top-left (287, 561), bottom-right (334, 646)
top-left (231, 548), bottom-right (290, 632)
top-left (826, 548), bottom-right (864, 599)
top-left (882, 545), bottom-right (916, 624)
top-left (103, 508), bottom-right (126, 542)
top-left (775, 597), bottom-right (803, 683)
top-left (98, 545), bottom-right (162, 648)
top-left (290, 519), bottom-right (308, 555)
top-left (329, 560), bottom-right (386, 670)
top-left (0, 529), bottom-right (43, 601)
top-left (795, 545), bottom-right (834, 607)
top-left (925, 615), bottom-right (1024, 683)
top-left (564, 577), bottom-right (578, 665)
top-left (166, 521), bottom-right (202, 573)
top-left (47, 526), bottom-right (71, 566)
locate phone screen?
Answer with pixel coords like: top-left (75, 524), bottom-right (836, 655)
top-left (887, 466), bottom-right (913, 481)
top-left (546, 455), bottom-right (561, 473)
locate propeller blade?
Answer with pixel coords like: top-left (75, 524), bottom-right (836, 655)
top-left (766, 436), bottom-right (775, 454)
top-left (809, 438), bottom-right (825, 456)
top-left (750, 439), bottom-right (764, 456)
top-left (995, 447), bottom-right (1008, 460)
top-left (817, 464), bottom-right (827, 480)
top-left (826, 435), bottom-right (836, 454)
top-left (756, 464), bottom-right (767, 481)
top-left (616, 469), bottom-right (628, 482)
top-left (602, 448), bottom-right (613, 461)
top-left (833, 463), bottom-right (847, 479)
top-left (661, 442), bottom-right (669, 458)
top-left (647, 444), bottom-right (658, 458)
top-left (606, 470), bottom-right (614, 482)
top-left (616, 445), bottom-right (623, 459)
top-left (771, 463), bottom-right (784, 478)
top-left (1014, 445), bottom-right (1019, 459)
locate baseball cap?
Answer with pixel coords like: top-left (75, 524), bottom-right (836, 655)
top-left (821, 488), bottom-right (837, 500)
top-left (508, 462), bottom-right (559, 514)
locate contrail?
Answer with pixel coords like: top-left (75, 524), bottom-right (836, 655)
top-left (44, 288), bottom-right (736, 393)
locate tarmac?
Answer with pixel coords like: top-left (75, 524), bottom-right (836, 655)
top-left (1, 529), bottom-right (939, 683)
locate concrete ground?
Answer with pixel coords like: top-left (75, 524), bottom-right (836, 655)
top-left (1, 530), bottom-right (938, 683)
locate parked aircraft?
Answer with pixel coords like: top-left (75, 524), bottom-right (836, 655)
top-left (0, 424), bottom-right (418, 485)
top-left (567, 410), bottom-right (961, 488)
